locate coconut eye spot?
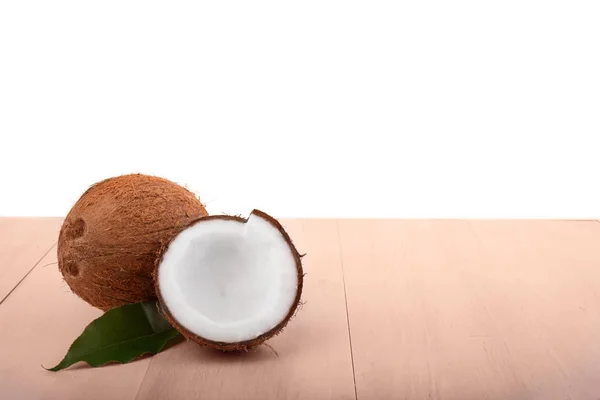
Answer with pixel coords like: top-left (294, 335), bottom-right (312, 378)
top-left (157, 212), bottom-right (302, 345)
top-left (64, 261), bottom-right (80, 277)
top-left (65, 218), bottom-right (86, 240)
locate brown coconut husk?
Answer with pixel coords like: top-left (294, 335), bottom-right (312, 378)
top-left (57, 174), bottom-right (208, 311)
top-left (154, 210), bottom-right (304, 352)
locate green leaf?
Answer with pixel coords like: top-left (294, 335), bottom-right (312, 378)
top-left (47, 300), bottom-right (183, 371)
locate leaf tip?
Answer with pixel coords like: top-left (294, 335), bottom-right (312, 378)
top-left (42, 363), bottom-right (60, 372)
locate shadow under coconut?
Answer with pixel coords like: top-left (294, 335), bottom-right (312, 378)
top-left (185, 341), bottom-right (281, 365)
top-left (55, 351), bottom-right (164, 372)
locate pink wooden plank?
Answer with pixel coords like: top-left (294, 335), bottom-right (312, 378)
top-left (0, 217), bottom-right (63, 302)
top-left (466, 220), bottom-right (600, 400)
top-left (0, 247), bottom-right (150, 400)
top-left (338, 219), bottom-right (600, 400)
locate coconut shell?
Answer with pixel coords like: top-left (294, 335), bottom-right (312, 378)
top-left (57, 174), bottom-right (207, 311)
top-left (154, 211), bottom-right (304, 352)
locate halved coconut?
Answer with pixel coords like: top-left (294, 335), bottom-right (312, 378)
top-left (155, 210), bottom-right (304, 351)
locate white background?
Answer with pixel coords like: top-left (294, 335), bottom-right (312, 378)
top-left (1, 1), bottom-right (599, 218)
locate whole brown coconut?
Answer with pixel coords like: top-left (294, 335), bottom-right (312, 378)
top-left (57, 174), bottom-right (207, 311)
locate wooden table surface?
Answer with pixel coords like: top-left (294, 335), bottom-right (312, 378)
top-left (1, 218), bottom-right (600, 400)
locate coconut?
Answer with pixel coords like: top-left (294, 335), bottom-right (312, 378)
top-left (57, 174), bottom-right (207, 311)
top-left (155, 210), bottom-right (304, 351)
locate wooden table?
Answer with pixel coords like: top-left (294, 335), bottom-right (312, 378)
top-left (1, 218), bottom-right (600, 400)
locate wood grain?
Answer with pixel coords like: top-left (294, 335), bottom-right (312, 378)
top-left (0, 217), bottom-right (63, 302)
top-left (338, 219), bottom-right (600, 400)
top-left (467, 220), bottom-right (600, 400)
top-left (0, 247), bottom-right (150, 400)
top-left (135, 219), bottom-right (356, 400)
top-left (3, 218), bottom-right (600, 400)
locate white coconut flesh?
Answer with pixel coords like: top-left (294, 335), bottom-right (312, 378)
top-left (157, 213), bottom-right (300, 343)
